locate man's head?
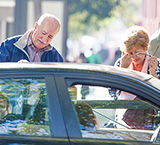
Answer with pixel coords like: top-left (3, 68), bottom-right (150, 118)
top-left (31, 13), bottom-right (61, 51)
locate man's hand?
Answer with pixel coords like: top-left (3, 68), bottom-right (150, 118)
top-left (18, 59), bottom-right (29, 63)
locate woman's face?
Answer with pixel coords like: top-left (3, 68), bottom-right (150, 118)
top-left (126, 45), bottom-right (147, 65)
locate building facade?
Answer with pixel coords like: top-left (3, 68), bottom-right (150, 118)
top-left (142, 0), bottom-right (160, 36)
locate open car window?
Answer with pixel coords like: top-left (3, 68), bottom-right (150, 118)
top-left (0, 78), bottom-right (51, 136)
top-left (68, 84), bottom-right (160, 142)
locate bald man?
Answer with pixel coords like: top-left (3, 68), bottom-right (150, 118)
top-left (0, 13), bottom-right (63, 62)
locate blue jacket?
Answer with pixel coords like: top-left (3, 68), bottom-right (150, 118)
top-left (0, 30), bottom-right (63, 62)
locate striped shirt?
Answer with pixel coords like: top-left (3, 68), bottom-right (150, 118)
top-left (27, 33), bottom-right (51, 62)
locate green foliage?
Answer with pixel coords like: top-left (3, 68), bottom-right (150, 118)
top-left (68, 0), bottom-right (119, 39)
top-left (69, 0), bottom-right (119, 19)
top-left (110, 0), bottom-right (142, 26)
top-left (68, 0), bottom-right (142, 39)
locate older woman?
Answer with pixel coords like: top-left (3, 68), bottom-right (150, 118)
top-left (115, 25), bottom-right (160, 79)
top-left (114, 25), bottom-right (160, 130)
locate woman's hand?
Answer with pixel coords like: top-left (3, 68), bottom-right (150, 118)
top-left (148, 56), bottom-right (158, 77)
top-left (120, 52), bottom-right (132, 68)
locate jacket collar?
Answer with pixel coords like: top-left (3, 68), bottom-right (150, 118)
top-left (14, 29), bottom-right (33, 50)
top-left (14, 29), bottom-right (53, 51)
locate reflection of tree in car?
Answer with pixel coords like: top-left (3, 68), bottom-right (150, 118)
top-left (75, 102), bottom-right (99, 130)
top-left (27, 87), bottom-right (48, 125)
top-left (0, 92), bottom-right (12, 119)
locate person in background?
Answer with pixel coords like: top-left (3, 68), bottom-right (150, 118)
top-left (149, 29), bottom-right (160, 58)
top-left (74, 53), bottom-right (88, 63)
top-left (0, 13), bottom-right (63, 62)
top-left (114, 25), bottom-right (160, 130)
top-left (85, 48), bottom-right (102, 64)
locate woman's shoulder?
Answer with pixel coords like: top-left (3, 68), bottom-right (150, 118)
top-left (156, 58), bottom-right (160, 79)
top-left (114, 58), bottom-right (121, 67)
top-left (158, 58), bottom-right (160, 68)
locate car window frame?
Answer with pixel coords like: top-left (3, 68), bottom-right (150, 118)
top-left (64, 72), bottom-right (160, 107)
top-left (58, 72), bottom-right (160, 144)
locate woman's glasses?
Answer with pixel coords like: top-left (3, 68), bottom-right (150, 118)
top-left (135, 52), bottom-right (152, 57)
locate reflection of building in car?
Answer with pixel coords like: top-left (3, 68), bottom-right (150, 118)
top-left (115, 92), bottom-right (155, 130)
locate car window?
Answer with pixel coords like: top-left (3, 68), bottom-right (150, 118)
top-left (68, 84), bottom-right (160, 142)
top-left (0, 78), bottom-right (51, 136)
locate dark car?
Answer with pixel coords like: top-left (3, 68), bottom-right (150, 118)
top-left (0, 62), bottom-right (160, 145)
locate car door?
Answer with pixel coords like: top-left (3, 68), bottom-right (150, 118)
top-left (0, 74), bottom-right (70, 145)
top-left (55, 71), bottom-right (160, 145)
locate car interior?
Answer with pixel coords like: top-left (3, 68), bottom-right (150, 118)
top-left (68, 84), bottom-right (160, 142)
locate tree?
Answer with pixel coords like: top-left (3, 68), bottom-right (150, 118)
top-left (67, 0), bottom-right (142, 39)
top-left (110, 0), bottom-right (142, 27)
top-left (67, 0), bottom-right (120, 39)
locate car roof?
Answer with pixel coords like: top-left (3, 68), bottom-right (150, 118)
top-left (0, 62), bottom-right (159, 90)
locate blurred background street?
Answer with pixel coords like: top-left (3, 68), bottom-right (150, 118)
top-left (0, 0), bottom-right (159, 64)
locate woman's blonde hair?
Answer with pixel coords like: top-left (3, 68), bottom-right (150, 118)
top-left (120, 25), bottom-right (150, 52)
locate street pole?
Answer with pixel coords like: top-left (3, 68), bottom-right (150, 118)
top-left (14, 0), bottom-right (28, 35)
top-left (34, 0), bottom-right (42, 22)
top-left (63, 0), bottom-right (69, 58)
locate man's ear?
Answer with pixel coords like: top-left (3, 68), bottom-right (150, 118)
top-left (34, 22), bottom-right (38, 30)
